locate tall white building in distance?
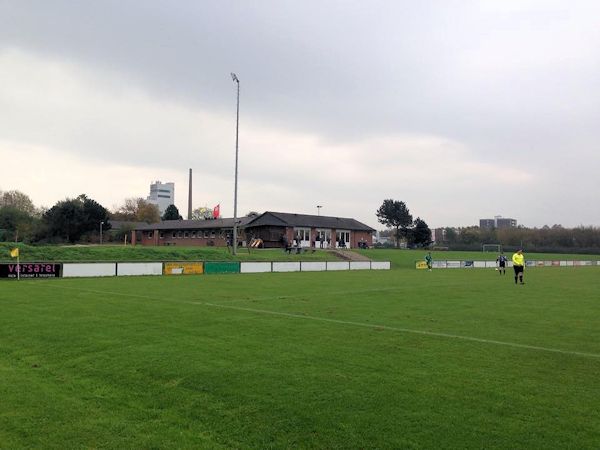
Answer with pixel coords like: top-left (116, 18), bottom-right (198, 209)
top-left (147, 181), bottom-right (174, 215)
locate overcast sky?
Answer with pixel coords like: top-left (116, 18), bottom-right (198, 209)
top-left (1, 1), bottom-right (599, 229)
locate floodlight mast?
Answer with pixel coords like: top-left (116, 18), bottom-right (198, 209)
top-left (231, 72), bottom-right (240, 255)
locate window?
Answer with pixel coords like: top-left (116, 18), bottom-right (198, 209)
top-left (159, 232), bottom-right (164, 239)
top-left (204, 231), bottom-right (209, 238)
top-left (317, 229), bottom-right (331, 241)
top-left (177, 231), bottom-right (183, 238)
top-left (184, 231), bottom-right (189, 238)
top-left (293, 228), bottom-right (311, 241)
top-left (172, 231), bottom-right (176, 238)
top-left (147, 231), bottom-right (153, 239)
top-left (210, 230), bottom-right (216, 238)
top-left (191, 231), bottom-right (196, 238)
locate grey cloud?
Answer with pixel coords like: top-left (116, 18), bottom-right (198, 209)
top-left (1, 0), bottom-right (599, 226)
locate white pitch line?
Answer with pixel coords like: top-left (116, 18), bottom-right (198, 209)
top-left (37, 282), bottom-right (600, 360)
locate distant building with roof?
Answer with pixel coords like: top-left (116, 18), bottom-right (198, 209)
top-left (131, 211), bottom-right (375, 249)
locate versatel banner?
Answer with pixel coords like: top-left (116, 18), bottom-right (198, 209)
top-left (0, 263), bottom-right (62, 279)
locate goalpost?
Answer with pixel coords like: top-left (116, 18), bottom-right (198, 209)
top-left (482, 244), bottom-right (502, 253)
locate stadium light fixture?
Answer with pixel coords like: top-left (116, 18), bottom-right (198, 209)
top-left (231, 72), bottom-right (240, 255)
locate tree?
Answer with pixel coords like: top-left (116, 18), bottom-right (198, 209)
top-left (410, 217), bottom-right (432, 248)
top-left (43, 194), bottom-right (111, 243)
top-left (192, 207), bottom-right (213, 220)
top-left (0, 190), bottom-right (37, 216)
top-left (162, 204), bottom-right (182, 220)
top-left (376, 199), bottom-right (413, 248)
top-left (112, 198), bottom-right (160, 223)
top-left (0, 206), bottom-right (36, 241)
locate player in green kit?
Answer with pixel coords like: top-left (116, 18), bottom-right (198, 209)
top-left (425, 252), bottom-right (433, 271)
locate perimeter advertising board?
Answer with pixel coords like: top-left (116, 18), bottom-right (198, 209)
top-left (0, 263), bottom-right (61, 279)
top-left (164, 262), bottom-right (204, 275)
top-left (415, 260), bottom-right (428, 269)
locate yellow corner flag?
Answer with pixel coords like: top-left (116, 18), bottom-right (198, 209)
top-left (10, 248), bottom-right (19, 258)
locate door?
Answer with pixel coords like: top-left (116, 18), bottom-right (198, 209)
top-left (336, 230), bottom-right (351, 248)
top-left (294, 228), bottom-right (311, 247)
top-left (316, 229), bottom-right (331, 248)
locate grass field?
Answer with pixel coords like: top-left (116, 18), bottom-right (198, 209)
top-left (1, 264), bottom-right (599, 448)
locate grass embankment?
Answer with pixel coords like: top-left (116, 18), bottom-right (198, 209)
top-left (1, 242), bottom-right (599, 268)
top-left (1, 269), bottom-right (599, 448)
top-left (0, 243), bottom-right (341, 263)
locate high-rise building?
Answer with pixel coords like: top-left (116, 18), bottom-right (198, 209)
top-left (479, 219), bottom-right (496, 229)
top-left (147, 181), bottom-right (174, 215)
top-left (496, 217), bottom-right (517, 229)
top-left (479, 216), bottom-right (517, 229)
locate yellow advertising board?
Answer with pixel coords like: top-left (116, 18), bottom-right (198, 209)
top-left (415, 260), bottom-right (428, 270)
top-left (164, 262), bottom-right (204, 275)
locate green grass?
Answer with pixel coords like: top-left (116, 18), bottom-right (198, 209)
top-left (1, 267), bottom-right (599, 448)
top-left (358, 248), bottom-right (600, 269)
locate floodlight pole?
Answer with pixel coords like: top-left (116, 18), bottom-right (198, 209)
top-left (100, 221), bottom-right (104, 245)
top-left (231, 72), bottom-right (240, 255)
top-left (317, 205), bottom-right (322, 216)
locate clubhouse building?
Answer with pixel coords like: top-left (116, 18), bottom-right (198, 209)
top-left (131, 211), bottom-right (375, 249)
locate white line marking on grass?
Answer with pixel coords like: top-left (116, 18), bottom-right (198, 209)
top-left (195, 302), bottom-right (600, 360)
top-left (37, 282), bottom-right (600, 360)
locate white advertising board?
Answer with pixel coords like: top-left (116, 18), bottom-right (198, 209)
top-left (272, 262), bottom-right (301, 272)
top-left (240, 262), bottom-right (272, 273)
top-left (301, 262), bottom-right (327, 272)
top-left (350, 261), bottom-right (371, 270)
top-left (446, 261), bottom-right (461, 268)
top-left (371, 261), bottom-right (391, 270)
top-left (63, 263), bottom-right (116, 278)
top-left (473, 261), bottom-right (487, 268)
top-left (327, 261), bottom-right (350, 271)
top-left (117, 262), bottom-right (163, 276)
top-left (485, 261), bottom-right (498, 268)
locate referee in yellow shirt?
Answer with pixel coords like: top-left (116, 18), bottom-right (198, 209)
top-left (512, 249), bottom-right (525, 284)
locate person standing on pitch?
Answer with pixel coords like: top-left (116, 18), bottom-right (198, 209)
top-left (425, 252), bottom-right (433, 271)
top-left (512, 249), bottom-right (525, 284)
top-left (496, 252), bottom-right (507, 275)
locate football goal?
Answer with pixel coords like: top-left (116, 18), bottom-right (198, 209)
top-left (482, 244), bottom-right (502, 253)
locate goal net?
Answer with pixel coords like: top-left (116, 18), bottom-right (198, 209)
top-left (482, 244), bottom-right (502, 253)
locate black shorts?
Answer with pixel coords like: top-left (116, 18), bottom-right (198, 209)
top-left (499, 261), bottom-right (506, 268)
top-left (513, 265), bottom-right (524, 274)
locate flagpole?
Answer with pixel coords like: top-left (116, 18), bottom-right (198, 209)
top-left (17, 253), bottom-right (20, 281)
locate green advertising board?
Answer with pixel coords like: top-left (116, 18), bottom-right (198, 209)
top-left (203, 261), bottom-right (240, 274)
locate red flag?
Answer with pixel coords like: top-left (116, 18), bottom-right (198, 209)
top-left (213, 204), bottom-right (220, 218)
